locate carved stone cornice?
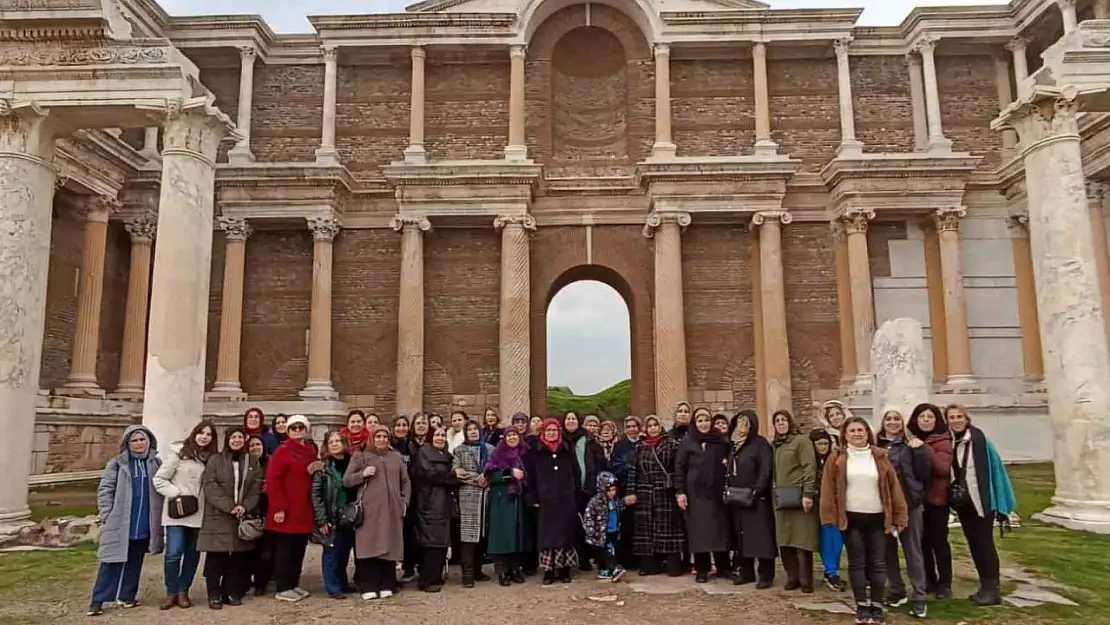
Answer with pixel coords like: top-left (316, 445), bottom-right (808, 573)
top-left (840, 209), bottom-right (875, 234)
top-left (124, 213), bottom-right (157, 243)
top-left (0, 41), bottom-right (173, 66)
top-left (390, 215), bottom-right (431, 232)
top-left (307, 216), bottom-right (341, 241)
top-left (819, 153), bottom-right (979, 219)
top-left (641, 211), bottom-right (691, 238)
top-left (217, 216), bottom-right (252, 241)
top-left (493, 214), bottom-right (536, 231)
top-left (932, 206), bottom-right (967, 232)
top-left (750, 210), bottom-right (793, 227)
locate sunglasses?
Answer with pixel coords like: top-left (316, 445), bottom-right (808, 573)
top-left (288, 424), bottom-right (307, 431)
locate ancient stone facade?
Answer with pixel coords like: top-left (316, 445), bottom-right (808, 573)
top-left (5, 0), bottom-right (1110, 532)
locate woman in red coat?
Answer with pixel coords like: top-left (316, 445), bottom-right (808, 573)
top-left (908, 403), bottom-right (954, 600)
top-left (265, 414), bottom-right (319, 602)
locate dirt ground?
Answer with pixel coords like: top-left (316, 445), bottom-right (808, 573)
top-left (36, 547), bottom-right (822, 625)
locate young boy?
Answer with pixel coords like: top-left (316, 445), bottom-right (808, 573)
top-left (583, 472), bottom-right (626, 581)
top-left (810, 428), bottom-right (848, 592)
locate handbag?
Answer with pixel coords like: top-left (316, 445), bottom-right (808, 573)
top-left (948, 439), bottom-right (973, 510)
top-left (238, 517), bottom-right (264, 541)
top-left (338, 500), bottom-right (364, 529)
top-left (650, 447), bottom-right (675, 490)
top-left (773, 487), bottom-right (804, 510)
top-left (167, 495), bottom-right (199, 519)
top-left (722, 451), bottom-right (756, 507)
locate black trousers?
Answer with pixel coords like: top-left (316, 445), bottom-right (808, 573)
top-left (956, 506), bottom-right (1001, 585)
top-left (617, 508), bottom-right (637, 568)
top-left (922, 502), bottom-right (954, 588)
top-left (692, 551), bottom-right (731, 576)
top-left (844, 512), bottom-right (887, 604)
top-left (419, 547), bottom-right (448, 588)
top-left (780, 546), bottom-right (814, 588)
top-left (355, 557), bottom-right (397, 594)
top-left (402, 517), bottom-right (420, 575)
top-left (271, 533), bottom-right (309, 593)
top-left (248, 532), bottom-right (275, 593)
top-left (733, 555), bottom-right (776, 582)
top-left (204, 551), bottom-right (248, 600)
top-left (494, 553), bottom-right (519, 572)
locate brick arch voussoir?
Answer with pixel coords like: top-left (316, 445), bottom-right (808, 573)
top-left (528, 4), bottom-right (650, 62)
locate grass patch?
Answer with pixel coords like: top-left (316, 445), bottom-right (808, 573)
top-left (0, 544), bottom-right (98, 624)
top-left (28, 479), bottom-right (99, 521)
top-left (546, 379), bottom-right (631, 419)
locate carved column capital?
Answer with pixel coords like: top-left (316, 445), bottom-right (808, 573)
top-left (411, 45), bottom-right (426, 61)
top-left (914, 34), bottom-right (939, 56)
top-left (321, 44), bottom-right (338, 62)
top-left (1057, 0), bottom-right (1077, 8)
top-left (124, 212), bottom-right (157, 243)
top-left (218, 216), bottom-right (253, 241)
top-left (493, 214), bottom-right (536, 231)
top-left (238, 46), bottom-right (257, 62)
top-left (1007, 213), bottom-right (1030, 236)
top-left (841, 209), bottom-right (875, 234)
top-left (307, 215), bottom-right (341, 241)
top-left (390, 214), bottom-right (431, 232)
top-left (160, 102), bottom-right (231, 159)
top-left (932, 206), bottom-right (967, 232)
top-left (750, 210), bottom-right (793, 228)
top-left (84, 195), bottom-right (120, 223)
top-left (641, 210), bottom-right (691, 238)
top-left (653, 43), bottom-right (670, 58)
top-left (509, 44), bottom-right (527, 59)
top-left (1005, 36), bottom-right (1029, 53)
top-left (1087, 181), bottom-right (1108, 202)
top-left (833, 37), bottom-right (853, 57)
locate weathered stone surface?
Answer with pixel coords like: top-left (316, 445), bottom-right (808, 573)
top-left (871, 318), bottom-right (930, 425)
top-left (5, 515), bottom-right (101, 549)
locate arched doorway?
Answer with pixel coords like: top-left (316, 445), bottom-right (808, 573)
top-left (546, 280), bottom-right (631, 418)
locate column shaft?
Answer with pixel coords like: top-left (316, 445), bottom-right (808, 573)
top-left (923, 225), bottom-right (949, 384)
top-left (0, 104), bottom-right (57, 525)
top-left (933, 208), bottom-right (975, 386)
top-left (994, 54), bottom-right (1017, 153)
top-left (916, 37), bottom-right (953, 152)
top-left (1058, 0), bottom-right (1078, 34)
top-left (140, 126), bottom-right (159, 159)
top-left (228, 47), bottom-right (256, 163)
top-left (906, 54), bottom-right (929, 152)
top-left (753, 212), bottom-right (792, 416)
top-left (405, 46), bottom-right (427, 164)
top-left (1089, 184), bottom-right (1110, 347)
top-left (652, 44), bottom-right (675, 159)
top-left (114, 215), bottom-right (155, 397)
top-left (60, 197), bottom-right (116, 395)
top-left (142, 103), bottom-right (231, 451)
top-left (644, 212), bottom-right (689, 416)
top-left (506, 45), bottom-right (528, 161)
top-left (844, 211), bottom-right (875, 385)
top-left (496, 215), bottom-right (534, 417)
top-left (209, 217), bottom-right (252, 400)
top-left (393, 216), bottom-right (430, 415)
top-left (752, 42), bottom-right (776, 155)
top-left (750, 228), bottom-right (768, 427)
top-left (1008, 38), bottom-right (1030, 100)
top-left (1008, 215), bottom-right (1043, 382)
top-left (833, 222), bottom-right (856, 385)
top-left (834, 38), bottom-right (862, 156)
top-left (301, 217), bottom-right (339, 400)
top-left (315, 45), bottom-right (339, 165)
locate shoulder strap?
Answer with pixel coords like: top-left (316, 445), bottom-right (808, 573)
top-left (952, 436), bottom-right (971, 480)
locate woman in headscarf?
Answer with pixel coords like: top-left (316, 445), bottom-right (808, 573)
top-left (244, 435), bottom-right (273, 596)
top-left (625, 415), bottom-right (686, 577)
top-left (671, 401), bottom-right (693, 439)
top-left (510, 412), bottom-right (529, 437)
top-left (712, 413), bottom-right (730, 435)
top-left (243, 408), bottom-right (269, 451)
top-left (772, 410), bottom-right (819, 594)
top-left (261, 415), bottom-right (287, 457)
top-left (525, 418), bottom-right (583, 584)
top-left (818, 400), bottom-right (852, 448)
top-left (454, 420), bottom-right (494, 587)
top-left (400, 412), bottom-right (430, 584)
top-left (908, 402), bottom-right (953, 601)
top-left (345, 425), bottom-right (411, 600)
top-left (810, 428), bottom-right (845, 592)
top-left (411, 426), bottom-right (460, 592)
top-left (341, 410), bottom-right (370, 453)
top-left (675, 406), bottom-right (732, 582)
top-left (563, 411), bottom-right (607, 571)
top-left (877, 408), bottom-right (930, 617)
top-left (485, 427), bottom-right (531, 585)
top-left (725, 410), bottom-right (776, 589)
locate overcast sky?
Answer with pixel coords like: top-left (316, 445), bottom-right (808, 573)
top-left (157, 0), bottom-right (995, 394)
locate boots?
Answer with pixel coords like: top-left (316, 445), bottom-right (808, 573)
top-left (557, 567), bottom-right (572, 583)
top-left (512, 566), bottom-right (526, 584)
top-left (159, 594), bottom-right (178, 610)
top-left (970, 580), bottom-right (1002, 606)
top-left (542, 570), bottom-right (555, 585)
top-left (495, 563), bottom-right (511, 587)
top-left (664, 554), bottom-right (684, 577)
top-left (780, 547), bottom-right (800, 590)
top-left (798, 549), bottom-right (815, 593)
top-left (460, 544), bottom-right (476, 588)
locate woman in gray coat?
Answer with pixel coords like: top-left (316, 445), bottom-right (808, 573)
top-left (454, 420), bottom-right (494, 587)
top-left (199, 427), bottom-right (263, 610)
top-left (88, 425), bottom-right (164, 617)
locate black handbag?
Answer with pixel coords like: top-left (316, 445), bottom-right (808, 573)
top-left (167, 495), bottom-right (199, 519)
top-left (338, 500), bottom-right (364, 528)
top-left (723, 486), bottom-right (755, 508)
top-left (773, 487), bottom-right (803, 510)
top-left (949, 440), bottom-right (973, 510)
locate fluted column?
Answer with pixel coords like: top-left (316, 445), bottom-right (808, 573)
top-left (933, 207), bottom-right (975, 387)
top-left (392, 215), bottom-right (431, 415)
top-left (1058, 0), bottom-right (1078, 34)
top-left (651, 44), bottom-right (676, 159)
top-left (1007, 214), bottom-right (1043, 382)
top-left (300, 216), bottom-right (340, 400)
top-left (994, 53), bottom-right (1017, 155)
top-left (843, 210), bottom-right (875, 388)
top-left (208, 217), bottom-right (252, 401)
top-left (405, 46), bottom-right (427, 164)
top-left (58, 195), bottom-right (119, 397)
top-left (643, 211), bottom-right (689, 415)
top-left (112, 213), bottom-right (156, 398)
top-left (227, 46), bottom-right (257, 164)
top-left (506, 45), bottom-right (529, 162)
top-left (1007, 37), bottom-right (1030, 100)
top-left (1087, 182), bottom-right (1110, 347)
top-left (915, 35), bottom-right (953, 153)
top-left (906, 53), bottom-right (928, 152)
top-left (751, 42), bottom-right (777, 156)
top-left (315, 44), bottom-right (339, 166)
top-left (751, 211), bottom-right (792, 415)
top-left (833, 38), bottom-right (863, 157)
top-left (832, 221), bottom-right (856, 385)
top-left (496, 214), bottom-right (535, 417)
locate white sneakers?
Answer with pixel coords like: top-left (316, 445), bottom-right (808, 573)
top-left (274, 587), bottom-right (310, 602)
top-left (361, 590), bottom-right (394, 601)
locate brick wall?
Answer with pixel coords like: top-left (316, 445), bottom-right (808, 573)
top-left (336, 64), bottom-right (410, 175)
top-left (852, 56), bottom-right (916, 154)
top-left (252, 65), bottom-right (324, 162)
top-left (673, 58), bottom-right (755, 157)
top-left (426, 60), bottom-right (509, 161)
top-left (938, 54), bottom-right (1002, 169)
top-left (769, 58), bottom-right (840, 172)
top-left (868, 222), bottom-right (909, 279)
top-left (40, 201), bottom-right (82, 389)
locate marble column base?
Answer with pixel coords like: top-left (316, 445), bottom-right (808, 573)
top-left (55, 380), bottom-right (106, 398)
top-left (206, 384), bottom-right (248, 402)
top-left (314, 146), bottom-right (340, 166)
top-left (1036, 499), bottom-right (1110, 535)
top-left (927, 135), bottom-right (954, 154)
top-left (0, 515), bottom-right (33, 537)
top-left (227, 144), bottom-right (255, 165)
top-left (649, 141), bottom-right (677, 160)
top-left (836, 139), bottom-right (864, 157)
top-left (299, 381), bottom-right (338, 401)
top-left (753, 139), bottom-right (779, 156)
top-left (403, 144), bottom-right (427, 165)
top-left (108, 389), bottom-right (144, 401)
top-left (503, 144), bottom-right (531, 163)
top-left (940, 374), bottom-right (982, 393)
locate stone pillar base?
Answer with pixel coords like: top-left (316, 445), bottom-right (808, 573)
top-left (1035, 501), bottom-right (1110, 535)
top-left (0, 516), bottom-right (33, 537)
top-left (503, 144), bottom-right (531, 163)
top-left (649, 142), bottom-right (677, 160)
top-left (314, 146), bottom-right (340, 166)
top-left (55, 383), bottom-right (106, 398)
top-left (205, 386), bottom-right (248, 402)
top-left (299, 382), bottom-right (338, 401)
top-left (108, 390), bottom-right (144, 402)
top-left (227, 144), bottom-right (255, 165)
top-left (753, 139), bottom-right (779, 156)
top-left (927, 135), bottom-right (953, 154)
top-left (138, 147), bottom-right (161, 162)
top-left (851, 373), bottom-right (873, 392)
top-left (836, 139), bottom-right (864, 157)
top-left (940, 375), bottom-right (982, 394)
top-left (403, 145), bottom-right (427, 165)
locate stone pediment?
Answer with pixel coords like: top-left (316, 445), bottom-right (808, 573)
top-left (819, 153), bottom-right (981, 219)
top-left (405, 0), bottom-right (767, 14)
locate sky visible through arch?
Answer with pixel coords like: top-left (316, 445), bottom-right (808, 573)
top-left (157, 0), bottom-right (995, 393)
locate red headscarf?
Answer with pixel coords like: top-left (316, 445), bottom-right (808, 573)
top-left (539, 418), bottom-right (563, 453)
top-left (341, 425), bottom-right (370, 452)
top-left (243, 407), bottom-right (266, 437)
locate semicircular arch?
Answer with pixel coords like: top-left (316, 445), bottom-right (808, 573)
top-left (519, 0), bottom-right (660, 49)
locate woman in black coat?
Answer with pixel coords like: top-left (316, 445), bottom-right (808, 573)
top-left (562, 411), bottom-right (607, 571)
top-left (410, 427), bottom-right (459, 592)
top-left (675, 406), bottom-right (732, 583)
top-left (524, 418), bottom-right (583, 585)
top-left (725, 410), bottom-right (777, 588)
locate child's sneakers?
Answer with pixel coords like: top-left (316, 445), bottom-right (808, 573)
top-left (854, 603), bottom-right (871, 625)
top-left (611, 567), bottom-right (626, 581)
top-left (597, 569), bottom-right (613, 580)
top-left (824, 573), bottom-right (848, 592)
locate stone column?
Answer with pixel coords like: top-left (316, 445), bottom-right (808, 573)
top-left (915, 35), bottom-right (953, 153)
top-left (495, 214), bottom-right (535, 417)
top-left (208, 217), bottom-right (252, 401)
top-left (1007, 214), bottom-right (1044, 382)
top-left (923, 224), bottom-right (949, 384)
top-left (994, 53), bottom-right (1017, 154)
top-left (932, 207), bottom-right (976, 387)
top-left (0, 101), bottom-right (58, 526)
top-left (643, 211), bottom-right (690, 415)
top-left (833, 38), bottom-right (863, 157)
top-left (1001, 94), bottom-right (1110, 532)
top-left (750, 228), bottom-right (768, 425)
top-left (1098, 0), bottom-right (1110, 19)
top-left (58, 195), bottom-right (118, 397)
top-left (315, 44), bottom-right (339, 166)
top-left (751, 42), bottom-right (777, 156)
top-left (906, 53), bottom-right (929, 152)
top-left (505, 45), bottom-right (529, 162)
top-left (112, 213), bottom-right (156, 398)
top-left (142, 101), bottom-right (233, 453)
top-left (392, 215), bottom-right (431, 416)
top-left (832, 221), bottom-right (857, 385)
top-left (1007, 37), bottom-right (1030, 100)
top-left (751, 211), bottom-right (792, 415)
top-left (843, 209), bottom-right (876, 388)
top-left (300, 216), bottom-right (340, 400)
top-left (404, 46), bottom-right (427, 164)
top-left (227, 46), bottom-right (257, 164)
top-left (1058, 0), bottom-right (1078, 34)
top-left (1088, 183), bottom-right (1110, 347)
top-left (140, 126), bottom-right (160, 161)
top-left (651, 44), bottom-right (676, 159)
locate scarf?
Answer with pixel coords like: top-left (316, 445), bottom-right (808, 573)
top-left (643, 433), bottom-right (664, 449)
top-left (464, 434), bottom-right (490, 467)
top-left (341, 426), bottom-right (370, 452)
top-left (486, 437), bottom-right (527, 496)
top-left (243, 409), bottom-right (267, 438)
top-left (690, 428), bottom-right (729, 498)
top-left (539, 418), bottom-right (563, 453)
top-left (599, 438), bottom-right (615, 462)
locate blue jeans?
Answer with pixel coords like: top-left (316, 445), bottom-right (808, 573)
top-left (819, 524), bottom-right (845, 578)
top-left (164, 526), bottom-right (201, 595)
top-left (321, 525), bottom-right (354, 595)
top-left (91, 538), bottom-right (148, 604)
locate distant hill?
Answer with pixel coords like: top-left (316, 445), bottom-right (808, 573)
top-left (546, 379), bottom-right (631, 420)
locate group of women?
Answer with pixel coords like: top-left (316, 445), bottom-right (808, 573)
top-left (86, 400), bottom-right (1017, 625)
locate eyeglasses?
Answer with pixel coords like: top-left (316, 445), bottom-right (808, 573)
top-left (289, 424), bottom-right (307, 431)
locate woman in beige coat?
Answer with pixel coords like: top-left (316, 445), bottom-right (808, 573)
top-left (343, 425), bottom-right (411, 601)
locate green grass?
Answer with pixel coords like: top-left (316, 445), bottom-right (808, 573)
top-left (28, 479), bottom-right (98, 521)
top-left (546, 379), bottom-right (632, 420)
top-left (0, 544), bottom-right (98, 624)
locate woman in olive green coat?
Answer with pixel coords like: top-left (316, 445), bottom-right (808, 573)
top-left (771, 410), bottom-right (819, 593)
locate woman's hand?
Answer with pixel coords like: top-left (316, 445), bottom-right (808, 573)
top-left (511, 468), bottom-right (525, 480)
top-left (319, 523), bottom-right (331, 536)
top-left (676, 494), bottom-right (688, 510)
top-left (230, 505), bottom-right (245, 518)
top-left (455, 468), bottom-right (468, 478)
top-left (308, 460), bottom-right (324, 474)
top-left (477, 475), bottom-right (489, 487)
top-left (362, 465), bottom-right (376, 478)
top-left (273, 510), bottom-right (285, 524)
top-left (802, 497), bottom-right (814, 513)
top-left (624, 495), bottom-right (637, 506)
top-left (907, 437), bottom-right (924, 449)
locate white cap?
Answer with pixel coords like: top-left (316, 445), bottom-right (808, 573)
top-left (286, 414), bottom-right (311, 430)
